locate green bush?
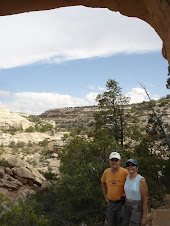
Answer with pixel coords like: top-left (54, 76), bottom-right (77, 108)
top-left (16, 141), bottom-right (25, 148)
top-left (35, 124), bottom-right (53, 133)
top-left (159, 99), bottom-right (168, 107)
top-left (25, 126), bottom-right (35, 132)
top-left (9, 141), bottom-right (16, 148)
top-left (0, 149), bottom-right (4, 155)
top-left (133, 116), bottom-right (140, 123)
top-left (43, 167), bottom-right (58, 180)
top-left (0, 203), bottom-right (49, 226)
top-left (27, 115), bottom-right (41, 123)
top-left (0, 159), bottom-right (8, 167)
top-left (40, 149), bottom-right (53, 158)
top-left (39, 139), bottom-right (49, 147)
top-left (133, 137), bottom-right (167, 208)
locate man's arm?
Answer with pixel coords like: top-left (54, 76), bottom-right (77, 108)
top-left (101, 182), bottom-right (109, 203)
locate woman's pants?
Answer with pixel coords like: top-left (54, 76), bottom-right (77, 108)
top-left (122, 200), bottom-right (143, 226)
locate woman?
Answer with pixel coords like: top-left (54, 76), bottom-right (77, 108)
top-left (122, 159), bottom-right (148, 226)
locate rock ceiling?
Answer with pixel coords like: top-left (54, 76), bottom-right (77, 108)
top-left (0, 0), bottom-right (170, 64)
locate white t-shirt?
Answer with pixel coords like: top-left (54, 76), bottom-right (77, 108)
top-left (124, 174), bottom-right (144, 200)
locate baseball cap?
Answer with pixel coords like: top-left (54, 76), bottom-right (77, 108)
top-left (109, 152), bottom-right (121, 160)
top-left (126, 159), bottom-right (138, 166)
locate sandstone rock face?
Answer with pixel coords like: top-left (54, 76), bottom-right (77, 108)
top-left (0, 155), bottom-right (46, 200)
top-left (6, 156), bottom-right (46, 184)
top-left (0, 174), bottom-right (23, 190)
top-left (0, 106), bottom-right (34, 130)
top-left (0, 130), bottom-right (68, 146)
top-left (0, 0), bottom-right (169, 65)
top-left (146, 208), bottom-right (170, 226)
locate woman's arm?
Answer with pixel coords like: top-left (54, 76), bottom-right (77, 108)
top-left (140, 178), bottom-right (148, 226)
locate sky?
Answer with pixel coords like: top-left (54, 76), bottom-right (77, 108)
top-left (0, 6), bottom-right (169, 115)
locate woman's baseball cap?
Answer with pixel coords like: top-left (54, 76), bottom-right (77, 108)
top-left (109, 152), bottom-right (121, 160)
top-left (126, 159), bottom-right (138, 166)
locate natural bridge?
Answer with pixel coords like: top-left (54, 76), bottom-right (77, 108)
top-left (0, 0), bottom-right (170, 64)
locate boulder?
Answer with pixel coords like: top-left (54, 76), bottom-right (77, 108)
top-left (6, 156), bottom-right (29, 168)
top-left (0, 167), bottom-right (5, 177)
top-left (0, 174), bottom-right (22, 190)
top-left (6, 156), bottom-right (46, 185)
top-left (0, 156), bottom-right (47, 201)
top-left (5, 167), bottom-right (13, 176)
top-left (41, 181), bottom-right (52, 190)
top-left (147, 208), bottom-right (170, 226)
top-left (12, 167), bottom-right (34, 179)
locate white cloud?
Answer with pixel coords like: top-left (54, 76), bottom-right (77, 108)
top-left (0, 6), bottom-right (162, 69)
top-left (0, 88), bottom-right (161, 115)
top-left (88, 85), bottom-right (95, 90)
top-left (85, 92), bottom-right (98, 105)
top-left (98, 87), bottom-right (105, 91)
top-left (0, 90), bottom-right (10, 96)
top-left (151, 94), bottom-right (160, 100)
top-left (2, 91), bottom-right (98, 115)
top-left (125, 87), bottom-right (160, 104)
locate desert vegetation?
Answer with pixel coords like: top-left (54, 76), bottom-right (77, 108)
top-left (0, 79), bottom-right (169, 225)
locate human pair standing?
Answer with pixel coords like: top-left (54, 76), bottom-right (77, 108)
top-left (101, 152), bottom-right (148, 226)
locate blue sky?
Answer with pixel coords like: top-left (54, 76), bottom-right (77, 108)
top-left (0, 6), bottom-right (169, 115)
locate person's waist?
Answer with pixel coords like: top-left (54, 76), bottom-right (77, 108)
top-left (109, 199), bottom-right (121, 203)
top-left (126, 199), bottom-right (142, 203)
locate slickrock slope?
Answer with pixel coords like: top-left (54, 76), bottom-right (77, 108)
top-left (0, 105), bottom-right (69, 146)
top-left (0, 106), bottom-right (34, 130)
top-left (0, 106), bottom-right (67, 201)
top-left (0, 131), bottom-right (68, 146)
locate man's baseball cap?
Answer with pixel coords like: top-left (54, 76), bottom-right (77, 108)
top-left (126, 159), bottom-right (138, 166)
top-left (109, 152), bottom-right (121, 160)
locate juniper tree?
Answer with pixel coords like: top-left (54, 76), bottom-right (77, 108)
top-left (94, 79), bottom-right (130, 147)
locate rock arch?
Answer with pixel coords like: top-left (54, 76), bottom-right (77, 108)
top-left (0, 0), bottom-right (170, 64)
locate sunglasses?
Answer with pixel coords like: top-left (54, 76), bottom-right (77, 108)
top-left (110, 158), bottom-right (119, 162)
top-left (126, 164), bottom-right (136, 167)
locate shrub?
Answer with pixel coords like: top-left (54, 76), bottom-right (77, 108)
top-left (0, 203), bottom-right (49, 225)
top-left (40, 149), bottom-right (53, 158)
top-left (133, 116), bottom-right (140, 123)
top-left (43, 167), bottom-right (58, 181)
top-left (35, 124), bottom-right (53, 133)
top-left (0, 158), bottom-right (8, 167)
top-left (39, 139), bottom-right (49, 147)
top-left (9, 141), bottom-right (16, 148)
top-left (133, 137), bottom-right (167, 208)
top-left (25, 126), bottom-right (35, 132)
top-left (16, 141), bottom-right (25, 148)
top-left (27, 115), bottom-right (41, 123)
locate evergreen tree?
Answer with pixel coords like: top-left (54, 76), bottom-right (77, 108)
top-left (94, 79), bottom-right (129, 146)
top-left (166, 65), bottom-right (170, 89)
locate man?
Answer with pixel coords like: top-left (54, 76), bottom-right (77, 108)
top-left (101, 152), bottom-right (128, 226)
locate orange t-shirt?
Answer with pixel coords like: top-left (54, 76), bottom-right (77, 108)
top-left (101, 167), bottom-right (128, 200)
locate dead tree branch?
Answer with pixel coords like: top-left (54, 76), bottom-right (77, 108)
top-left (139, 83), bottom-right (170, 150)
